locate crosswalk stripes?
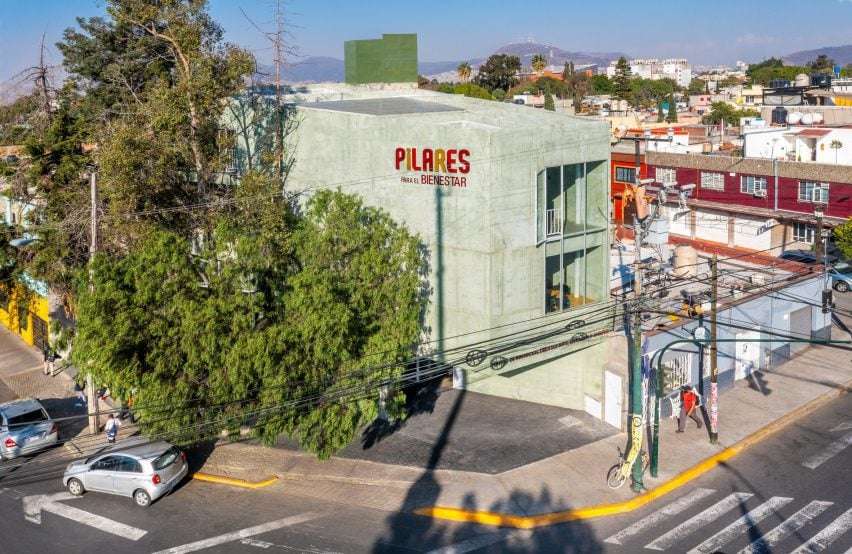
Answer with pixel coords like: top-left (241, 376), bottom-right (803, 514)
top-left (802, 432), bottom-right (852, 470)
top-left (790, 507), bottom-right (852, 554)
top-left (739, 500), bottom-right (834, 554)
top-left (603, 488), bottom-right (716, 545)
top-left (603, 487), bottom-right (851, 553)
top-left (685, 496), bottom-right (794, 554)
top-left (644, 492), bottom-right (754, 551)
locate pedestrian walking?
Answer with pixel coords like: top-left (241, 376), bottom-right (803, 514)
top-left (104, 413), bottom-right (120, 443)
top-left (42, 346), bottom-right (56, 376)
top-left (676, 385), bottom-right (703, 433)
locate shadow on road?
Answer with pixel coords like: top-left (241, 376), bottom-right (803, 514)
top-left (372, 386), bottom-right (603, 553)
top-left (360, 375), bottom-right (443, 450)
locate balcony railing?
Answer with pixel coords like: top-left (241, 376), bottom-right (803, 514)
top-left (546, 208), bottom-right (561, 237)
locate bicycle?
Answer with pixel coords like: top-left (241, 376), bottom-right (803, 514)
top-left (606, 446), bottom-right (650, 489)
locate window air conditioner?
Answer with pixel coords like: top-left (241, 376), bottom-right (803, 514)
top-left (753, 187), bottom-right (767, 198)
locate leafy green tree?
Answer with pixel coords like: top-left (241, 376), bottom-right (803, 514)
top-left (73, 180), bottom-right (427, 458)
top-left (531, 53), bottom-right (547, 74)
top-left (491, 88), bottom-right (506, 101)
top-left (452, 83), bottom-right (494, 100)
top-left (702, 102), bottom-right (759, 126)
top-left (544, 83), bottom-right (555, 111)
top-left (687, 78), bottom-right (707, 95)
top-left (835, 218), bottom-right (852, 260)
top-left (666, 94), bottom-right (678, 123)
top-left (476, 54), bottom-right (521, 92)
top-left (807, 54), bottom-right (834, 73)
top-left (562, 61), bottom-right (575, 81)
top-left (657, 101), bottom-right (665, 122)
top-left (612, 57), bottom-right (632, 101)
top-left (589, 74), bottom-right (613, 95)
top-left (745, 57), bottom-right (810, 86)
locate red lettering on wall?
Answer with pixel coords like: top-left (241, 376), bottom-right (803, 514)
top-left (394, 147), bottom-right (405, 170)
top-left (411, 148), bottom-right (421, 171)
top-left (458, 149), bottom-right (470, 174)
top-left (423, 149), bottom-right (434, 172)
top-left (446, 149), bottom-right (457, 173)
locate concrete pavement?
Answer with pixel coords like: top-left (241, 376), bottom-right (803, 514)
top-left (195, 337), bottom-right (852, 521)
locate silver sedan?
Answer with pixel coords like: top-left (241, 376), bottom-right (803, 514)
top-left (63, 440), bottom-right (188, 507)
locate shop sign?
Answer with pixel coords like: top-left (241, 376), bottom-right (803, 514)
top-left (394, 147), bottom-right (470, 188)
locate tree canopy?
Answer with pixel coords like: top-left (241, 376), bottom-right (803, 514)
top-left (701, 102), bottom-right (760, 126)
top-left (835, 218), bottom-right (852, 260)
top-left (476, 54), bottom-right (521, 92)
top-left (612, 57), bottom-right (632, 101)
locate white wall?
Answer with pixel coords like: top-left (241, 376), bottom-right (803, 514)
top-left (732, 216), bottom-right (772, 251)
top-left (694, 210), bottom-right (728, 244)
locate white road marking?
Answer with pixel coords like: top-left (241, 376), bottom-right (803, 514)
top-left (426, 530), bottom-right (530, 554)
top-left (604, 488), bottom-right (716, 545)
top-left (687, 496), bottom-right (793, 554)
top-left (240, 538), bottom-right (273, 548)
top-left (152, 513), bottom-right (319, 554)
top-left (802, 432), bottom-right (852, 469)
top-left (644, 492), bottom-right (753, 551)
top-left (23, 492), bottom-right (147, 541)
top-left (830, 422), bottom-right (852, 433)
top-left (791, 507), bottom-right (852, 553)
top-left (739, 500), bottom-right (833, 554)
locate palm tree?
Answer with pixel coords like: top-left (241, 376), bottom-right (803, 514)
top-left (830, 139), bottom-right (843, 164)
top-left (456, 62), bottom-right (471, 83)
top-left (531, 53), bottom-right (547, 75)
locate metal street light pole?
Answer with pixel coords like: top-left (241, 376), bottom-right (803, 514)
top-left (87, 171), bottom-right (100, 435)
top-left (709, 254), bottom-right (719, 444)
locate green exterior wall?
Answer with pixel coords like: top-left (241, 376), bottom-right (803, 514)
top-left (344, 34), bottom-right (418, 84)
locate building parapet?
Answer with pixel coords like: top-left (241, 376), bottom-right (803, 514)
top-left (646, 151), bottom-right (852, 185)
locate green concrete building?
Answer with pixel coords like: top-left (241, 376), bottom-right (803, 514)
top-left (255, 84), bottom-right (617, 417)
top-left (344, 34), bottom-right (418, 85)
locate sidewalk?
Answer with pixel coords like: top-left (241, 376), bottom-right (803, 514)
top-left (197, 342), bottom-right (851, 518)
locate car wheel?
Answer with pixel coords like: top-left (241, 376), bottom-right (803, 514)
top-left (67, 478), bottom-right (85, 496)
top-left (133, 489), bottom-right (151, 508)
top-left (835, 281), bottom-right (850, 293)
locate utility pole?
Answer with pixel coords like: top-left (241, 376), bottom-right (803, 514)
top-left (87, 171), bottom-right (100, 435)
top-left (272, 0), bottom-right (284, 183)
top-left (709, 254), bottom-right (719, 444)
top-left (629, 139), bottom-right (645, 492)
top-left (814, 208), bottom-right (824, 265)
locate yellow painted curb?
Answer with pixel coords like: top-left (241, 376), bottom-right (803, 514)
top-left (415, 381), bottom-right (850, 528)
top-left (192, 472), bottom-right (279, 489)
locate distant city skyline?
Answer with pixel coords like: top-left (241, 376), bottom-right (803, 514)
top-left (1, 0), bottom-right (851, 86)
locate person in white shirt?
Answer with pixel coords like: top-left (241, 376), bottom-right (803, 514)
top-left (104, 414), bottom-right (120, 443)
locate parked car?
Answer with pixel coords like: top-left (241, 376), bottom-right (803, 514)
top-left (778, 249), bottom-right (838, 265)
top-left (830, 262), bottom-right (852, 293)
top-left (63, 441), bottom-right (188, 507)
top-left (0, 399), bottom-right (59, 460)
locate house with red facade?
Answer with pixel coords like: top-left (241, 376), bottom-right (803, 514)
top-left (646, 150), bottom-right (852, 255)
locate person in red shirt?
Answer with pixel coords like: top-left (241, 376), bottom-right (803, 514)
top-left (677, 385), bottom-right (703, 433)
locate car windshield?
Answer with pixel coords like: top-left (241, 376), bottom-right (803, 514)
top-left (152, 446), bottom-right (180, 470)
top-left (835, 262), bottom-right (852, 274)
top-left (7, 409), bottom-right (48, 427)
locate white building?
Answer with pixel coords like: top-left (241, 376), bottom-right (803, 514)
top-left (743, 126), bottom-right (852, 166)
top-left (606, 58), bottom-right (692, 88)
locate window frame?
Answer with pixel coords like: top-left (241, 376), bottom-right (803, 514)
top-left (792, 222), bottom-right (815, 244)
top-left (614, 166), bottom-right (636, 184)
top-left (656, 167), bottom-right (677, 185)
top-left (740, 175), bottom-right (767, 195)
top-left (700, 171), bottom-right (725, 191)
top-left (798, 181), bottom-right (829, 204)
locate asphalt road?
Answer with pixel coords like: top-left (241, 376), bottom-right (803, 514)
top-left (0, 389), bottom-right (849, 553)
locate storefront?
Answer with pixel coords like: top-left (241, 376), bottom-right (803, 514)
top-left (0, 275), bottom-right (50, 350)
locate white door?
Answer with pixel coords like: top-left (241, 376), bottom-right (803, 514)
top-left (604, 371), bottom-right (623, 429)
top-left (735, 331), bottom-right (761, 380)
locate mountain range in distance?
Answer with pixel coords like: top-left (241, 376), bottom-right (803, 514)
top-left (783, 44), bottom-right (852, 67)
top-left (266, 41), bottom-right (627, 84)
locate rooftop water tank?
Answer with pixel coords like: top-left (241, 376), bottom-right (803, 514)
top-left (801, 113), bottom-right (814, 125)
top-left (771, 106), bottom-right (788, 125)
top-left (787, 112), bottom-right (803, 125)
top-left (795, 73), bottom-right (810, 87)
top-left (672, 245), bottom-right (698, 280)
top-left (812, 112), bottom-right (824, 124)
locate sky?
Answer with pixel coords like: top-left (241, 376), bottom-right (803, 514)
top-left (1, 0), bottom-right (852, 86)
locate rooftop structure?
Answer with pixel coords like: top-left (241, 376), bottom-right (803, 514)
top-left (344, 34), bottom-right (418, 85)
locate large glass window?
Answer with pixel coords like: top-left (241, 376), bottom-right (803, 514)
top-left (539, 161), bottom-right (608, 313)
top-left (700, 172), bottom-right (725, 191)
top-left (656, 167), bottom-right (677, 185)
top-left (798, 181), bottom-right (829, 203)
top-left (741, 175), bottom-right (767, 195)
top-left (793, 222), bottom-right (815, 244)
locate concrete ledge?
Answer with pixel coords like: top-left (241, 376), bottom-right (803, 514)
top-left (414, 378), bottom-right (851, 528)
top-left (192, 472), bottom-right (279, 489)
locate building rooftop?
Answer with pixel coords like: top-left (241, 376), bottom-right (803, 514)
top-left (303, 97), bottom-right (462, 116)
